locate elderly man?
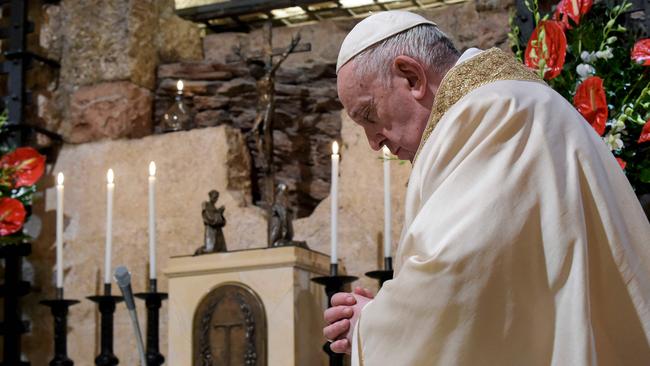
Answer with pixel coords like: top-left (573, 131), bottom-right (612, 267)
top-left (323, 10), bottom-right (650, 365)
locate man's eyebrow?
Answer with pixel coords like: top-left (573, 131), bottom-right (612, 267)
top-left (350, 102), bottom-right (370, 120)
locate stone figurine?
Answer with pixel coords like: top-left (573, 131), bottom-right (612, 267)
top-left (195, 190), bottom-right (227, 255)
top-left (269, 183), bottom-right (307, 249)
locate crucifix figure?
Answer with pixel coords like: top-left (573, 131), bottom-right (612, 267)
top-left (229, 21), bottom-right (311, 246)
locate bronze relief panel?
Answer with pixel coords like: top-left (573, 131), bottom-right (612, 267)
top-left (193, 283), bottom-right (267, 366)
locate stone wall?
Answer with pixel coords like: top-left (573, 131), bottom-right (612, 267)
top-left (36, 0), bottom-right (203, 143)
top-left (155, 61), bottom-right (341, 217)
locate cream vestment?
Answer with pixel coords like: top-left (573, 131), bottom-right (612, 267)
top-left (351, 49), bottom-right (650, 365)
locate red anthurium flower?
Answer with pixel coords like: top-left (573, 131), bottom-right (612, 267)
top-left (616, 157), bottom-right (626, 170)
top-left (525, 20), bottom-right (567, 79)
top-left (639, 119), bottom-right (650, 143)
top-left (573, 76), bottom-right (608, 135)
top-left (0, 198), bottom-right (26, 236)
top-left (0, 147), bottom-right (45, 188)
top-left (632, 39), bottom-right (650, 66)
top-left (554, 0), bottom-right (593, 30)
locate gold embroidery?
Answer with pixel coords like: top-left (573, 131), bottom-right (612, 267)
top-left (413, 48), bottom-right (545, 162)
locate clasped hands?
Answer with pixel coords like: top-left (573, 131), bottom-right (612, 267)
top-left (322, 287), bottom-right (374, 354)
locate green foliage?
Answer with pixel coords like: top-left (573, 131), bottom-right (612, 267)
top-left (509, 0), bottom-right (650, 195)
top-left (0, 109), bottom-right (13, 156)
top-left (0, 109), bottom-right (6, 128)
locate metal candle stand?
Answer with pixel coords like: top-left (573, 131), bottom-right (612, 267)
top-left (134, 279), bottom-right (168, 366)
top-left (365, 257), bottom-right (394, 288)
top-left (311, 263), bottom-right (358, 366)
top-left (87, 284), bottom-right (123, 366)
top-left (40, 288), bottom-right (80, 366)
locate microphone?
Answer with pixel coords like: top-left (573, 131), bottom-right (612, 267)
top-left (114, 266), bottom-right (147, 366)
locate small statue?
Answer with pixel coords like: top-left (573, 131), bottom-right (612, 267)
top-left (268, 183), bottom-right (307, 249)
top-left (195, 190), bottom-right (227, 255)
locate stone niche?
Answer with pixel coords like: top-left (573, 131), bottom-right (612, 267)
top-left (165, 246), bottom-right (330, 366)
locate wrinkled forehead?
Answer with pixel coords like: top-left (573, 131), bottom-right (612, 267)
top-left (337, 62), bottom-right (375, 109)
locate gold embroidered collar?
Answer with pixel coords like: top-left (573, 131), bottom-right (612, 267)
top-left (413, 48), bottom-right (544, 162)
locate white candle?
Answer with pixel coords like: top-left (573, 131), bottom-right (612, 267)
top-left (148, 161), bottom-right (157, 280)
top-left (105, 169), bottom-right (114, 284)
top-left (56, 173), bottom-right (64, 289)
top-left (331, 141), bottom-right (340, 264)
top-left (383, 146), bottom-right (392, 258)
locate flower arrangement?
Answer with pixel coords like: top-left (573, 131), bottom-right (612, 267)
top-left (510, 0), bottom-right (650, 195)
top-left (0, 146), bottom-right (45, 245)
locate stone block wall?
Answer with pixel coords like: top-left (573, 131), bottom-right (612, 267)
top-left (154, 61), bottom-right (342, 218)
top-left (35, 0), bottom-right (203, 143)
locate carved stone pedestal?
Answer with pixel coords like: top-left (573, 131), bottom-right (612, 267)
top-left (164, 246), bottom-right (330, 366)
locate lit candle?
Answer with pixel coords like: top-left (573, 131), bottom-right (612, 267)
top-left (331, 141), bottom-right (340, 264)
top-left (148, 161), bottom-right (157, 280)
top-left (56, 172), bottom-right (64, 289)
top-left (383, 146), bottom-right (391, 258)
top-left (105, 169), bottom-right (114, 285)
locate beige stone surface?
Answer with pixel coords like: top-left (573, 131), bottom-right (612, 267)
top-left (156, 0), bottom-right (204, 63)
top-left (59, 0), bottom-right (157, 90)
top-left (25, 126), bottom-right (267, 365)
top-left (68, 81), bottom-right (153, 143)
top-left (295, 111), bottom-right (412, 293)
top-left (164, 246), bottom-right (329, 365)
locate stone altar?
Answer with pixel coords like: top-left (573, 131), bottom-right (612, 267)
top-left (164, 246), bottom-right (330, 365)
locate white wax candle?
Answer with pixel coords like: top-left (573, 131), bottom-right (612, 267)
top-left (383, 146), bottom-right (392, 258)
top-left (56, 173), bottom-right (64, 289)
top-left (148, 161), bottom-right (157, 280)
top-left (331, 141), bottom-right (340, 264)
top-left (105, 169), bottom-right (114, 284)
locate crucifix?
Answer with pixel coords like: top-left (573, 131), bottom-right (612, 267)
top-left (228, 22), bottom-right (311, 246)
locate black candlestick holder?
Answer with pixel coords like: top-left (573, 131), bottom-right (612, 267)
top-left (40, 288), bottom-right (80, 366)
top-left (87, 284), bottom-right (123, 366)
top-left (311, 263), bottom-right (358, 366)
top-left (365, 257), bottom-right (394, 288)
top-left (135, 279), bottom-right (168, 366)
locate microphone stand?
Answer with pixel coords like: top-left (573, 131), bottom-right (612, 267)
top-left (114, 266), bottom-right (146, 366)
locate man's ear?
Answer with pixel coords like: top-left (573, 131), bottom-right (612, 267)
top-left (392, 56), bottom-right (428, 100)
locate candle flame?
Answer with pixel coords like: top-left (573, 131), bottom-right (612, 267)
top-left (107, 169), bottom-right (114, 184)
top-left (332, 141), bottom-right (339, 155)
top-left (149, 161), bottom-right (156, 177)
top-left (177, 79), bottom-right (184, 92)
top-left (57, 172), bottom-right (64, 185)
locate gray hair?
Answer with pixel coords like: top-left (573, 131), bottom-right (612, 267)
top-left (352, 24), bottom-right (460, 84)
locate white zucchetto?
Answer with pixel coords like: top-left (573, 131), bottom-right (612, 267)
top-left (336, 10), bottom-right (437, 74)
